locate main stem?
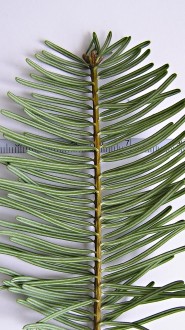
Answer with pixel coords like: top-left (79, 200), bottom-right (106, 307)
top-left (91, 65), bottom-right (102, 330)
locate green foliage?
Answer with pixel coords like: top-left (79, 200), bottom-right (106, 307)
top-left (0, 32), bottom-right (185, 329)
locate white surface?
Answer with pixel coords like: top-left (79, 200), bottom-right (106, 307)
top-left (0, 0), bottom-right (185, 329)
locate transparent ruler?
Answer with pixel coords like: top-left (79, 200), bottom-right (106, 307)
top-left (0, 138), bottom-right (184, 154)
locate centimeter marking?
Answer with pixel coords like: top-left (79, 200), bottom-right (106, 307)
top-left (0, 138), bottom-right (184, 154)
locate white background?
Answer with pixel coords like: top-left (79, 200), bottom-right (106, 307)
top-left (0, 0), bottom-right (185, 329)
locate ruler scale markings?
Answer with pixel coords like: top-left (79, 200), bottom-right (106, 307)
top-left (0, 138), bottom-right (184, 154)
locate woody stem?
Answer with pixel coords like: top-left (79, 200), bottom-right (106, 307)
top-left (91, 65), bottom-right (102, 330)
